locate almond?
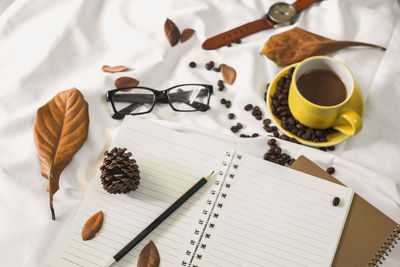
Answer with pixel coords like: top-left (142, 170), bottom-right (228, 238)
top-left (137, 241), bottom-right (160, 267)
top-left (81, 210), bottom-right (103, 241)
top-left (115, 77), bottom-right (139, 89)
top-left (220, 64), bottom-right (237, 85)
top-left (180, 28), bottom-right (195, 43)
top-left (102, 65), bottom-right (128, 73)
top-left (164, 18), bottom-right (180, 47)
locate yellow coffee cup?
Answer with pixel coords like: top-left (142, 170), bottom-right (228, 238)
top-left (288, 56), bottom-right (362, 136)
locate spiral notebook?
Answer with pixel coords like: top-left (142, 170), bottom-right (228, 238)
top-left (290, 156), bottom-right (400, 267)
top-left (49, 117), bottom-right (354, 267)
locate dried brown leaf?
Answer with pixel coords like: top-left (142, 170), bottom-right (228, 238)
top-left (81, 210), bottom-right (103, 241)
top-left (261, 27), bottom-right (386, 67)
top-left (33, 88), bottom-right (89, 220)
top-left (164, 18), bottom-right (180, 47)
top-left (220, 64), bottom-right (236, 85)
top-left (102, 65), bottom-right (128, 73)
top-left (180, 28), bottom-right (195, 43)
top-left (138, 241), bottom-right (160, 267)
top-left (115, 77), bottom-right (139, 89)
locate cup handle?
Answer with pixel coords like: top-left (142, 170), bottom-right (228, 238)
top-left (333, 109), bottom-right (362, 136)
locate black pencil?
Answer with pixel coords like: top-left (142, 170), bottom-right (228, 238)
top-left (106, 171), bottom-right (214, 266)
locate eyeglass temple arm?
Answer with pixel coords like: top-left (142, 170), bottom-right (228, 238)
top-left (112, 103), bottom-right (142, 120)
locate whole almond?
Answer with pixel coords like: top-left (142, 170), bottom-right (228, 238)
top-left (115, 77), bottom-right (139, 89)
top-left (164, 18), bottom-right (180, 47)
top-left (180, 28), bottom-right (195, 43)
top-left (81, 210), bottom-right (103, 241)
top-left (102, 65), bottom-right (128, 73)
top-left (220, 64), bottom-right (237, 85)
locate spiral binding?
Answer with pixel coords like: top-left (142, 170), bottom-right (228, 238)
top-left (180, 151), bottom-right (240, 267)
top-left (368, 225), bottom-right (400, 266)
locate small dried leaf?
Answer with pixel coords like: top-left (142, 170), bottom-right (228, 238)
top-left (164, 18), bottom-right (180, 47)
top-left (102, 65), bottom-right (128, 73)
top-left (180, 28), bottom-right (195, 43)
top-left (81, 211), bottom-right (104, 241)
top-left (220, 64), bottom-right (236, 85)
top-left (115, 77), bottom-right (139, 89)
top-left (138, 241), bottom-right (160, 267)
top-left (34, 88), bottom-right (89, 220)
top-left (261, 27), bottom-right (386, 67)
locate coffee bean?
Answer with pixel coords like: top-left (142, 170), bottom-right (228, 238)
top-left (263, 153), bottom-right (270, 160)
top-left (327, 167), bottom-right (335, 174)
top-left (288, 159), bottom-right (295, 166)
top-left (316, 130), bottom-right (323, 137)
top-left (240, 134), bottom-right (250, 138)
top-left (271, 93), bottom-right (279, 100)
top-left (319, 137), bottom-right (328, 142)
top-left (287, 117), bottom-right (295, 125)
top-left (264, 125), bottom-right (272, 132)
top-left (271, 126), bottom-right (277, 131)
top-left (302, 132), bottom-right (312, 140)
top-left (274, 147), bottom-right (281, 154)
top-left (220, 98), bottom-right (227, 104)
top-left (296, 123), bottom-right (304, 129)
top-left (205, 61), bottom-right (214, 70)
top-left (266, 83), bottom-right (270, 90)
top-left (228, 113), bottom-right (235, 120)
top-left (213, 66), bottom-right (221, 72)
top-left (244, 104), bottom-right (253, 111)
top-left (280, 134), bottom-right (289, 141)
top-left (284, 74), bottom-right (291, 80)
top-left (189, 61), bottom-right (196, 68)
top-left (217, 80), bottom-right (224, 86)
top-left (332, 196), bottom-right (340, 206)
top-left (277, 106), bottom-right (289, 113)
top-left (268, 138), bottom-right (276, 145)
top-left (277, 80), bottom-right (284, 87)
top-left (234, 39), bottom-right (241, 44)
top-left (263, 119), bottom-right (271, 125)
top-left (327, 146), bottom-right (335, 151)
top-left (252, 133), bottom-right (259, 137)
top-left (273, 130), bottom-right (280, 138)
top-left (320, 147), bottom-right (327, 151)
top-left (227, 42), bottom-right (232, 47)
top-left (255, 116), bottom-right (262, 120)
top-left (236, 123), bottom-right (243, 129)
top-left (218, 84), bottom-right (225, 91)
top-left (230, 126), bottom-right (239, 133)
top-left (254, 106), bottom-right (260, 111)
top-left (225, 100), bottom-right (231, 108)
top-left (278, 94), bottom-right (287, 100)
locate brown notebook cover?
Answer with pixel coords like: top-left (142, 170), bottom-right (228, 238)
top-left (290, 156), bottom-right (400, 266)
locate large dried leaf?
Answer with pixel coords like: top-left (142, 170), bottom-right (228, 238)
top-left (81, 210), bottom-right (103, 241)
top-left (261, 27), bottom-right (386, 67)
top-left (33, 88), bottom-right (89, 220)
top-left (115, 76), bottom-right (139, 89)
top-left (180, 28), bottom-right (195, 43)
top-left (164, 18), bottom-right (180, 47)
top-left (137, 241), bottom-right (160, 267)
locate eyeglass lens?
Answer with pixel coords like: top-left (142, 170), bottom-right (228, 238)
top-left (168, 85), bottom-right (210, 111)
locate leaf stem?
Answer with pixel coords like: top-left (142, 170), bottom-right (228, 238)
top-left (338, 41), bottom-right (386, 51)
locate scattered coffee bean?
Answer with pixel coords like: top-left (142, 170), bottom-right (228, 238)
top-left (263, 119), bottom-right (271, 125)
top-left (220, 98), bottom-right (227, 104)
top-left (225, 100), bottom-right (231, 108)
top-left (234, 39), bottom-right (242, 44)
top-left (240, 134), bottom-right (250, 138)
top-left (228, 113), bottom-right (235, 120)
top-left (264, 125), bottom-right (272, 132)
top-left (332, 196), bottom-right (340, 206)
top-left (189, 61), bottom-right (196, 68)
top-left (268, 138), bottom-right (276, 145)
top-left (327, 167), bottom-right (335, 174)
top-left (320, 147), bottom-right (327, 151)
top-left (227, 42), bottom-right (232, 47)
top-left (255, 115), bottom-right (262, 120)
top-left (213, 66), bottom-right (221, 72)
top-left (244, 104), bottom-right (253, 111)
top-left (205, 61), bottom-right (215, 70)
top-left (273, 131), bottom-right (279, 138)
top-left (236, 123), bottom-right (243, 129)
top-left (230, 126), bottom-right (239, 133)
top-left (274, 147), bottom-right (281, 154)
top-left (327, 146), bottom-right (335, 151)
top-left (252, 133), bottom-right (259, 137)
top-left (280, 134), bottom-right (289, 141)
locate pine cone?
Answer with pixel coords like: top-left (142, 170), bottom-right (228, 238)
top-left (100, 147), bottom-right (140, 194)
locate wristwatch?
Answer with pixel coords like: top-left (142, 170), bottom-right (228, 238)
top-left (202, 0), bottom-right (321, 50)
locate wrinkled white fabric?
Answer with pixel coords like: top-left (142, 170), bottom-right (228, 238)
top-left (1, 0), bottom-right (400, 266)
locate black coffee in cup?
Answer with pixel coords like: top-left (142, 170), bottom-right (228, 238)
top-left (297, 69), bottom-right (347, 106)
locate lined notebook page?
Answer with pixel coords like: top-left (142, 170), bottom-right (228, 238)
top-left (198, 153), bottom-right (353, 267)
top-left (49, 117), bottom-right (229, 267)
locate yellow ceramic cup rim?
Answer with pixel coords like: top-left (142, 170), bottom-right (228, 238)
top-left (292, 56), bottom-right (355, 110)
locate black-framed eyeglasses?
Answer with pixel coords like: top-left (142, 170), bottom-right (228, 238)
top-left (106, 84), bottom-right (213, 119)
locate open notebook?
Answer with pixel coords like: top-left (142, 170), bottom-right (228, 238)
top-left (49, 117), bottom-right (353, 267)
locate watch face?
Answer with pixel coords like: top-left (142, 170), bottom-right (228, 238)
top-left (268, 2), bottom-right (298, 25)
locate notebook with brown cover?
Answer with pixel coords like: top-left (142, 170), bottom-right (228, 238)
top-left (291, 156), bottom-right (400, 266)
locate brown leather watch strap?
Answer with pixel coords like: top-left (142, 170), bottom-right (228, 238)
top-left (292, 0), bottom-right (320, 12)
top-left (202, 17), bottom-right (274, 50)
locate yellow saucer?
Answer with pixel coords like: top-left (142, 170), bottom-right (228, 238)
top-left (267, 64), bottom-right (365, 147)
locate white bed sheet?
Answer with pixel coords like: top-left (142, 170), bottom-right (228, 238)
top-left (0, 0), bottom-right (400, 266)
